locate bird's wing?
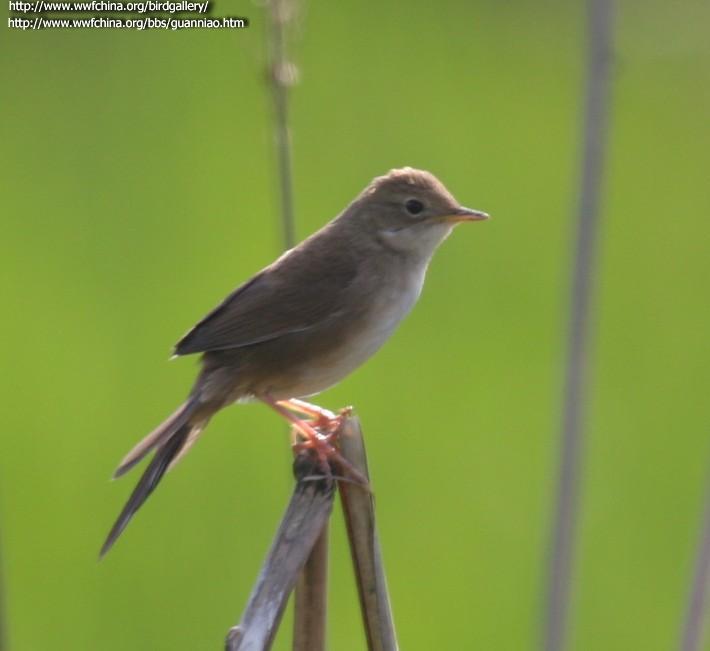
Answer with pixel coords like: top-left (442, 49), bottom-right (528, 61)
top-left (173, 247), bottom-right (359, 356)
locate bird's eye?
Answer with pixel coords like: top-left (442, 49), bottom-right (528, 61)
top-left (405, 199), bottom-right (424, 215)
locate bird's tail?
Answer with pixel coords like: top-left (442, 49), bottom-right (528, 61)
top-left (113, 396), bottom-right (201, 478)
top-left (100, 396), bottom-right (209, 558)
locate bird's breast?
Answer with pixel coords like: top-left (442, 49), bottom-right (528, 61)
top-left (357, 261), bottom-right (426, 346)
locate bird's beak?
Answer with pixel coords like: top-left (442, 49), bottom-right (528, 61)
top-left (439, 206), bottom-right (490, 224)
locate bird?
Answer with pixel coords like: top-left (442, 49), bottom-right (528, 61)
top-left (100, 167), bottom-right (488, 556)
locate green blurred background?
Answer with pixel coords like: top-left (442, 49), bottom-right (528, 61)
top-left (1, 1), bottom-right (709, 649)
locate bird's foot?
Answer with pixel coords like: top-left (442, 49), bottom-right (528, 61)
top-left (265, 398), bottom-right (366, 485)
top-left (292, 429), bottom-right (338, 467)
top-left (291, 427), bottom-right (368, 487)
top-left (277, 398), bottom-right (352, 434)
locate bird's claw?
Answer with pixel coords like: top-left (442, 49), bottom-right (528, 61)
top-left (291, 421), bottom-right (367, 486)
top-left (304, 405), bottom-right (353, 433)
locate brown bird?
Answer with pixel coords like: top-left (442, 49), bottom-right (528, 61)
top-left (101, 167), bottom-right (488, 556)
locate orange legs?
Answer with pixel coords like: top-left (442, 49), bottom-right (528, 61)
top-left (276, 398), bottom-right (352, 433)
top-left (261, 396), bottom-right (364, 485)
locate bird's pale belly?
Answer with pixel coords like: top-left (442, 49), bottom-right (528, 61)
top-left (267, 264), bottom-right (426, 399)
top-left (284, 320), bottom-right (397, 398)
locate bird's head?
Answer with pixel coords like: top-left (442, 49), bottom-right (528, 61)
top-left (348, 167), bottom-right (488, 260)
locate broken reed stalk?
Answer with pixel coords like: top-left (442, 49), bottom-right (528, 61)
top-left (544, 1), bottom-right (614, 650)
top-left (292, 523), bottom-right (329, 651)
top-left (678, 465), bottom-right (710, 651)
top-left (225, 456), bottom-right (335, 651)
top-left (338, 418), bottom-right (399, 651)
top-left (226, 417), bottom-right (398, 650)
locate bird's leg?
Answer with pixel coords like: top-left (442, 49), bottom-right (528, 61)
top-left (276, 398), bottom-right (352, 433)
top-left (262, 397), bottom-right (366, 485)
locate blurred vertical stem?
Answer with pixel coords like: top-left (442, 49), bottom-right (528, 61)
top-left (544, 1), bottom-right (614, 651)
top-left (265, 1), bottom-right (327, 647)
top-left (266, 0), bottom-right (298, 250)
top-left (679, 466), bottom-right (710, 651)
